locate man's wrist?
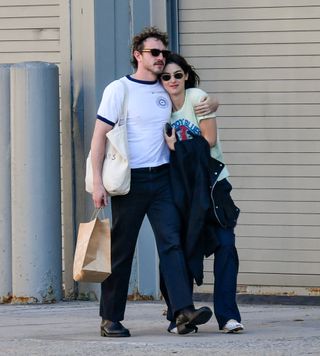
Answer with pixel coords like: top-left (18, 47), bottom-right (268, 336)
top-left (93, 178), bottom-right (103, 186)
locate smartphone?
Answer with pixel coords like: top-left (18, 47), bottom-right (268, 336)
top-left (165, 123), bottom-right (173, 136)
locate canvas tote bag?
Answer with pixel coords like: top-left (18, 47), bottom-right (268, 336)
top-left (85, 78), bottom-right (130, 196)
top-left (73, 209), bottom-right (111, 283)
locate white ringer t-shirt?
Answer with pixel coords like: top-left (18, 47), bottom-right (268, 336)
top-left (97, 75), bottom-right (172, 169)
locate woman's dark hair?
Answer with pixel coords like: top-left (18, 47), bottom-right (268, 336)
top-left (164, 53), bottom-right (200, 89)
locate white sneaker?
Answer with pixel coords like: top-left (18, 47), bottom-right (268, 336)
top-left (167, 321), bottom-right (198, 335)
top-left (223, 319), bottom-right (244, 333)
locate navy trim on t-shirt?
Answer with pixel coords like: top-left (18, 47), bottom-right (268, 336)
top-left (96, 115), bottom-right (115, 127)
top-left (126, 74), bottom-right (158, 85)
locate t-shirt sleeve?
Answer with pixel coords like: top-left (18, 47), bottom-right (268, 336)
top-left (190, 88), bottom-right (216, 122)
top-left (97, 79), bottom-right (126, 126)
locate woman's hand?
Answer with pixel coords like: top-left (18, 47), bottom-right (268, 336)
top-left (194, 96), bottom-right (219, 116)
top-left (164, 127), bottom-right (177, 151)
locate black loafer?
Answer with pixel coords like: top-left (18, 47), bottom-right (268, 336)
top-left (176, 306), bottom-right (212, 335)
top-left (100, 320), bottom-right (131, 337)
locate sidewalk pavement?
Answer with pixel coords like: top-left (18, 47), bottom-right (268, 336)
top-left (0, 300), bottom-right (319, 356)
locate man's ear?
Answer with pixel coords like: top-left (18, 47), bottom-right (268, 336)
top-left (133, 50), bottom-right (142, 64)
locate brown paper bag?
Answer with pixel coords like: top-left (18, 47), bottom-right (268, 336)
top-left (73, 211), bottom-right (111, 283)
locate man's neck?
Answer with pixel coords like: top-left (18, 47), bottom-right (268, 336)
top-left (132, 68), bottom-right (158, 82)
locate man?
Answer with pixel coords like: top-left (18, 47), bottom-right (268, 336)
top-left (90, 27), bottom-right (217, 337)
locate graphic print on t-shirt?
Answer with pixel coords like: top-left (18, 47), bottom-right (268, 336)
top-left (171, 118), bottom-right (201, 141)
top-left (156, 95), bottom-right (169, 109)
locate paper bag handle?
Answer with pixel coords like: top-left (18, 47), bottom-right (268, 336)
top-left (91, 208), bottom-right (106, 220)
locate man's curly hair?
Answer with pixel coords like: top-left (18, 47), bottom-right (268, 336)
top-left (131, 26), bottom-right (169, 69)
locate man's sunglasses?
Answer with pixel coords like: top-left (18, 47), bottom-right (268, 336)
top-left (160, 72), bottom-right (184, 81)
top-left (141, 48), bottom-right (171, 58)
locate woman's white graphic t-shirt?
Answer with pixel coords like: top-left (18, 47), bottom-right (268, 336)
top-left (170, 88), bottom-right (229, 181)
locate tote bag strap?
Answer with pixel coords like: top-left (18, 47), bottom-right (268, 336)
top-left (115, 77), bottom-right (128, 127)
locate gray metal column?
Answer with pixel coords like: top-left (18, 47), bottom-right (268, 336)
top-left (10, 62), bottom-right (62, 303)
top-left (0, 64), bottom-right (12, 303)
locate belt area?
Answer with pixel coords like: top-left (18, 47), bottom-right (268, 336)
top-left (131, 163), bottom-right (169, 173)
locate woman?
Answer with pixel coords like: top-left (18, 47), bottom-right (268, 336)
top-left (161, 53), bottom-right (244, 334)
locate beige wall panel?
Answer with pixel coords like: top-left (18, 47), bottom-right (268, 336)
top-left (238, 250), bottom-right (320, 263)
top-left (224, 153), bottom-right (320, 165)
top-left (0, 17), bottom-right (58, 29)
top-left (194, 56), bottom-right (320, 69)
top-left (220, 128), bottom-right (320, 140)
top-left (238, 237), bottom-right (320, 250)
top-left (238, 200), bottom-right (320, 214)
top-left (0, 52), bottom-right (60, 64)
top-left (237, 213), bottom-right (319, 226)
top-left (230, 164), bottom-right (320, 177)
top-left (0, 28), bottom-right (59, 40)
top-left (219, 105), bottom-right (319, 117)
top-left (179, 0), bottom-right (320, 9)
top-left (195, 283), bottom-right (212, 294)
top-left (201, 80), bottom-right (320, 94)
top-left (180, 32), bottom-right (320, 45)
top-left (180, 44), bottom-right (320, 57)
top-left (2, 40), bottom-right (59, 52)
top-left (0, 0), bottom-right (58, 5)
top-left (239, 261), bottom-right (320, 275)
top-left (180, 19), bottom-right (320, 33)
top-left (197, 68), bottom-right (320, 81)
top-left (237, 273), bottom-right (320, 287)
top-left (220, 117), bottom-right (320, 129)
top-left (180, 7), bottom-right (320, 21)
top-left (231, 176), bottom-right (318, 189)
top-left (233, 189), bottom-right (320, 202)
top-left (200, 272), bottom-right (320, 288)
top-left (204, 249), bottom-right (320, 267)
top-left (0, 5), bottom-right (59, 17)
top-left (232, 177), bottom-right (320, 190)
top-left (236, 224), bottom-right (319, 239)
top-left (223, 141), bottom-right (320, 153)
top-left (212, 92), bottom-right (320, 105)
top-left (179, 0), bottom-right (320, 292)
top-left (221, 109), bottom-right (319, 120)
